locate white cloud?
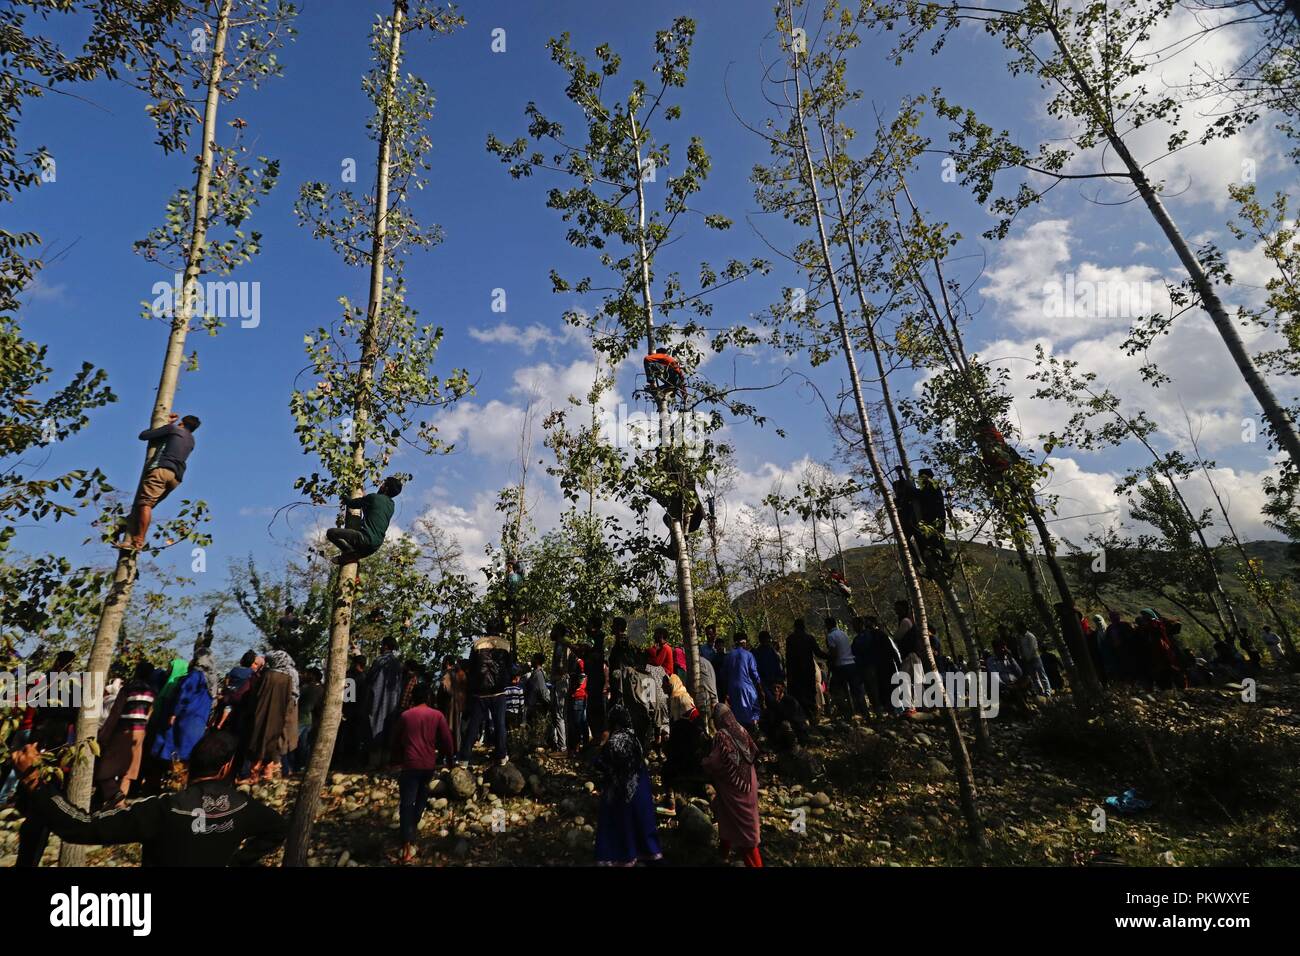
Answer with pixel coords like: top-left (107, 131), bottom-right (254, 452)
top-left (24, 275), bottom-right (67, 302)
top-left (982, 219), bottom-right (1172, 339)
top-left (977, 299), bottom-right (1286, 460)
top-left (1038, 3), bottom-right (1282, 211)
top-left (1029, 452), bottom-right (1279, 548)
top-left (978, 209), bottom-right (1290, 460)
top-left (468, 321), bottom-right (587, 351)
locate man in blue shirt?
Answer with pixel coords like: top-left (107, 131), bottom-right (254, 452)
top-left (698, 623), bottom-right (719, 667)
top-left (721, 633), bottom-right (764, 733)
top-left (825, 615), bottom-right (867, 717)
top-left (117, 412), bottom-right (200, 551)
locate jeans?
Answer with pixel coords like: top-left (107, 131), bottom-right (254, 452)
top-left (567, 698), bottom-right (589, 751)
top-left (1025, 658), bottom-right (1053, 696)
top-left (290, 724), bottom-right (314, 773)
top-left (326, 527), bottom-right (370, 556)
top-left (398, 768), bottom-right (436, 843)
top-left (457, 695), bottom-right (509, 763)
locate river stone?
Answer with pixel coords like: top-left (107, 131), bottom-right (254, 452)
top-left (485, 761), bottom-right (525, 796)
top-left (777, 747), bottom-right (824, 783)
top-left (677, 802), bottom-right (716, 845)
top-left (448, 767), bottom-right (476, 800)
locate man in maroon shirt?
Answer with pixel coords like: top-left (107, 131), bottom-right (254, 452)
top-left (391, 683), bottom-right (454, 863)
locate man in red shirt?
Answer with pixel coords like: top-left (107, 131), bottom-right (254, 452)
top-left (647, 627), bottom-right (675, 675)
top-left (391, 683), bottom-right (454, 863)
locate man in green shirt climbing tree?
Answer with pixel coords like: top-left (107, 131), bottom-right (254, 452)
top-left (326, 476), bottom-right (402, 565)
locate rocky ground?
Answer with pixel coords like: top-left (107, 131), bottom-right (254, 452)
top-left (6, 666), bottom-right (1300, 867)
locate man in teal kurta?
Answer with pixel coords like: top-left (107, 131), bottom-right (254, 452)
top-left (326, 476), bottom-right (402, 564)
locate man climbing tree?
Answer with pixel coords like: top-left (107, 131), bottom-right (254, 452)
top-left (282, 0), bottom-right (469, 867)
top-left (487, 18), bottom-right (766, 700)
top-left (644, 351), bottom-right (686, 401)
top-left (116, 413), bottom-right (200, 552)
top-left (893, 467), bottom-right (953, 580)
top-left (59, 0), bottom-right (296, 866)
top-left (325, 476), bottom-right (402, 565)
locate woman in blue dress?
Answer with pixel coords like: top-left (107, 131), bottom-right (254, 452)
top-left (151, 655), bottom-right (216, 766)
top-left (593, 706), bottom-right (662, 866)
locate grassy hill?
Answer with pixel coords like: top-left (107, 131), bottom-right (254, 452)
top-left (723, 539), bottom-right (1299, 655)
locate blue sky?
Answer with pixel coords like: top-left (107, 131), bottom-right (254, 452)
top-left (11, 1), bottom-right (1295, 649)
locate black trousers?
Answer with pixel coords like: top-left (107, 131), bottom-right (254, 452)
top-left (15, 787), bottom-right (51, 867)
top-left (326, 527), bottom-right (367, 553)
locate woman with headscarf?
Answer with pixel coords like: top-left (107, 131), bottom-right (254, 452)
top-left (145, 657), bottom-right (188, 738)
top-left (659, 674), bottom-right (704, 817)
top-left (1136, 609), bottom-right (1186, 690)
top-left (239, 649), bottom-right (299, 784)
top-left (592, 705), bottom-right (663, 866)
top-left (157, 657), bottom-right (189, 701)
top-left (1091, 612), bottom-right (1119, 683)
top-left (150, 653), bottom-right (216, 768)
top-left (436, 656), bottom-right (465, 750)
top-left (702, 702), bottom-right (762, 867)
top-left (1081, 611), bottom-right (1107, 685)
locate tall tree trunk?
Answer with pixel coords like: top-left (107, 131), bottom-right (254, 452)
top-left (283, 0), bottom-right (405, 867)
top-left (630, 114), bottom-right (703, 701)
top-left (1024, 505), bottom-right (1104, 700)
top-left (823, 132), bottom-right (994, 759)
top-left (60, 0), bottom-right (233, 867)
top-left (884, 174), bottom-right (1103, 702)
top-left (788, 26), bottom-right (985, 845)
top-left (949, 506), bottom-right (989, 659)
top-left (1039, 3), bottom-right (1300, 468)
top-left (1011, 535), bottom-right (1078, 682)
top-left (1185, 410), bottom-right (1299, 664)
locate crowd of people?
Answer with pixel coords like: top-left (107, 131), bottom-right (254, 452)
top-left (1, 634), bottom-right (314, 866)
top-left (1, 601), bottom-right (1289, 868)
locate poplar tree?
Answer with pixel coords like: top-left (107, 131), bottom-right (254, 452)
top-left (1, 0), bottom-right (188, 705)
top-left (283, 0), bottom-right (469, 866)
top-left (752, 0), bottom-right (986, 845)
top-left (487, 18), bottom-right (766, 699)
top-left (873, 0), bottom-right (1300, 468)
top-left (62, 0), bottom-right (295, 866)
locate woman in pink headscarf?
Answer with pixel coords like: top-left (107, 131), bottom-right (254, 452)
top-left (702, 702), bottom-right (762, 867)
